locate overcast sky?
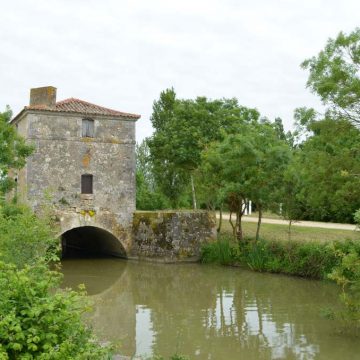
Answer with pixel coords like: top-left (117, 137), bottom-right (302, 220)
top-left (1, 0), bottom-right (359, 142)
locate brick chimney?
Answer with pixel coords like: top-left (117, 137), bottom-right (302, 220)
top-left (29, 86), bottom-right (57, 108)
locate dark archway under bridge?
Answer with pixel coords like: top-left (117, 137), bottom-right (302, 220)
top-left (61, 226), bottom-right (127, 259)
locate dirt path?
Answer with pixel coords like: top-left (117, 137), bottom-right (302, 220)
top-left (218, 213), bottom-right (357, 231)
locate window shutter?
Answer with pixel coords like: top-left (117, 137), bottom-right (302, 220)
top-left (82, 120), bottom-right (87, 137)
top-left (82, 119), bottom-right (94, 137)
top-left (88, 119), bottom-right (94, 137)
top-left (81, 174), bottom-right (93, 194)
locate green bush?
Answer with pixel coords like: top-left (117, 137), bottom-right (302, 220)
top-left (201, 236), bottom-right (360, 280)
top-left (0, 261), bottom-right (111, 359)
top-left (0, 203), bottom-right (112, 359)
top-left (201, 238), bottom-right (238, 265)
top-left (0, 203), bottom-right (58, 268)
top-left (238, 239), bottom-right (360, 279)
top-left (326, 249), bottom-right (360, 333)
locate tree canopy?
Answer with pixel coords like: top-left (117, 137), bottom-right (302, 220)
top-left (302, 28), bottom-right (360, 124)
top-left (146, 89), bottom-right (260, 209)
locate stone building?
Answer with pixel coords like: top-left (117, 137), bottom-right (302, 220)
top-left (11, 86), bottom-right (140, 257)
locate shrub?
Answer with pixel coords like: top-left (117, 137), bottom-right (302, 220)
top-left (0, 202), bottom-right (58, 268)
top-left (201, 236), bottom-right (360, 280)
top-left (326, 249), bottom-right (360, 333)
top-left (238, 239), bottom-right (360, 279)
top-left (201, 238), bottom-right (238, 265)
top-left (0, 261), bottom-right (111, 359)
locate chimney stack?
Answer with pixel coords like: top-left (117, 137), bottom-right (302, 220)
top-left (29, 86), bottom-right (57, 108)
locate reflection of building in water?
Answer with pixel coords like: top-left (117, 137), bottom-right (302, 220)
top-left (91, 285), bottom-right (136, 356)
top-left (61, 259), bottom-right (136, 356)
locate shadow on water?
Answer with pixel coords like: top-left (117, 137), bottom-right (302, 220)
top-left (60, 258), bottom-right (127, 295)
top-left (61, 260), bottom-right (360, 360)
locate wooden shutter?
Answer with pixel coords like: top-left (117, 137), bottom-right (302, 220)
top-left (82, 119), bottom-right (94, 137)
top-left (81, 174), bottom-right (93, 194)
top-left (87, 119), bottom-right (94, 137)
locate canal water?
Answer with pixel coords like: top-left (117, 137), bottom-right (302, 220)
top-left (61, 259), bottom-right (360, 360)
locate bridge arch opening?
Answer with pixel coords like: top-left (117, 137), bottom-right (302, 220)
top-left (61, 226), bottom-right (127, 259)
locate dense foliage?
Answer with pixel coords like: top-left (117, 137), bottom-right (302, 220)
top-left (0, 203), bottom-right (57, 268)
top-left (200, 120), bottom-right (290, 241)
top-left (144, 89), bottom-right (260, 209)
top-left (0, 261), bottom-right (111, 359)
top-left (201, 237), bottom-right (360, 280)
top-left (293, 118), bottom-right (360, 222)
top-left (327, 248), bottom-right (360, 333)
top-left (302, 28), bottom-right (360, 125)
top-left (0, 107), bottom-right (33, 194)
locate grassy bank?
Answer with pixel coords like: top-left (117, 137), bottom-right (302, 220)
top-left (201, 236), bottom-right (360, 279)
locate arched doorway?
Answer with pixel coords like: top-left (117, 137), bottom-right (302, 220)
top-left (61, 226), bottom-right (127, 258)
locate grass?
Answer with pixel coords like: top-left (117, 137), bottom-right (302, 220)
top-left (219, 218), bottom-right (360, 243)
top-left (200, 238), bottom-right (235, 265)
top-left (202, 235), bottom-right (360, 279)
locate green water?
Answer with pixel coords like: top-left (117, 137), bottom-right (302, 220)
top-left (61, 259), bottom-right (360, 359)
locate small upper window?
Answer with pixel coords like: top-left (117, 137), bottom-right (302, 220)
top-left (82, 118), bottom-right (94, 137)
top-left (81, 174), bottom-right (93, 194)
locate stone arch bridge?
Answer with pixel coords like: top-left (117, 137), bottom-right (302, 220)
top-left (58, 209), bottom-right (216, 262)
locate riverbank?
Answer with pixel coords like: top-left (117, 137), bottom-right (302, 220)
top-left (201, 235), bottom-right (360, 279)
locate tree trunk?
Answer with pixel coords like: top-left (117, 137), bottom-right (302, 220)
top-left (255, 205), bottom-right (262, 241)
top-left (237, 210), bottom-right (243, 243)
top-left (217, 206), bottom-right (223, 234)
top-left (229, 211), bottom-right (236, 241)
top-left (190, 173), bottom-right (197, 210)
top-left (288, 219), bottom-right (293, 241)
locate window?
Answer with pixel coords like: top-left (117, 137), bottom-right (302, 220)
top-left (82, 118), bottom-right (94, 137)
top-left (81, 174), bottom-right (93, 194)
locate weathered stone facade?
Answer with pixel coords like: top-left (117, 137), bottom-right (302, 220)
top-left (131, 211), bottom-right (217, 262)
top-left (12, 87), bottom-right (140, 255)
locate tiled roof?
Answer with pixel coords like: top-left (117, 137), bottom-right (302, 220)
top-left (21, 98), bottom-right (140, 119)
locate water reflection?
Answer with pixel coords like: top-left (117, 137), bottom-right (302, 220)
top-left (61, 260), bottom-right (360, 360)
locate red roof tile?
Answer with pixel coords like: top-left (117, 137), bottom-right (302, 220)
top-left (22, 98), bottom-right (140, 120)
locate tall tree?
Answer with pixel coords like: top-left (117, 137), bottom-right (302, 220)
top-left (147, 89), bottom-right (190, 208)
top-left (201, 121), bottom-right (290, 242)
top-left (295, 117), bottom-right (360, 223)
top-left (246, 121), bottom-right (291, 240)
top-left (148, 89), bottom-right (258, 209)
top-left (302, 28), bottom-right (360, 124)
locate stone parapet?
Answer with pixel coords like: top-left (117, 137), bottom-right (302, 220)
top-left (130, 210), bottom-right (217, 262)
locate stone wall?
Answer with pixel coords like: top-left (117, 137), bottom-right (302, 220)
top-left (23, 112), bottom-right (135, 220)
top-left (130, 211), bottom-right (217, 262)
